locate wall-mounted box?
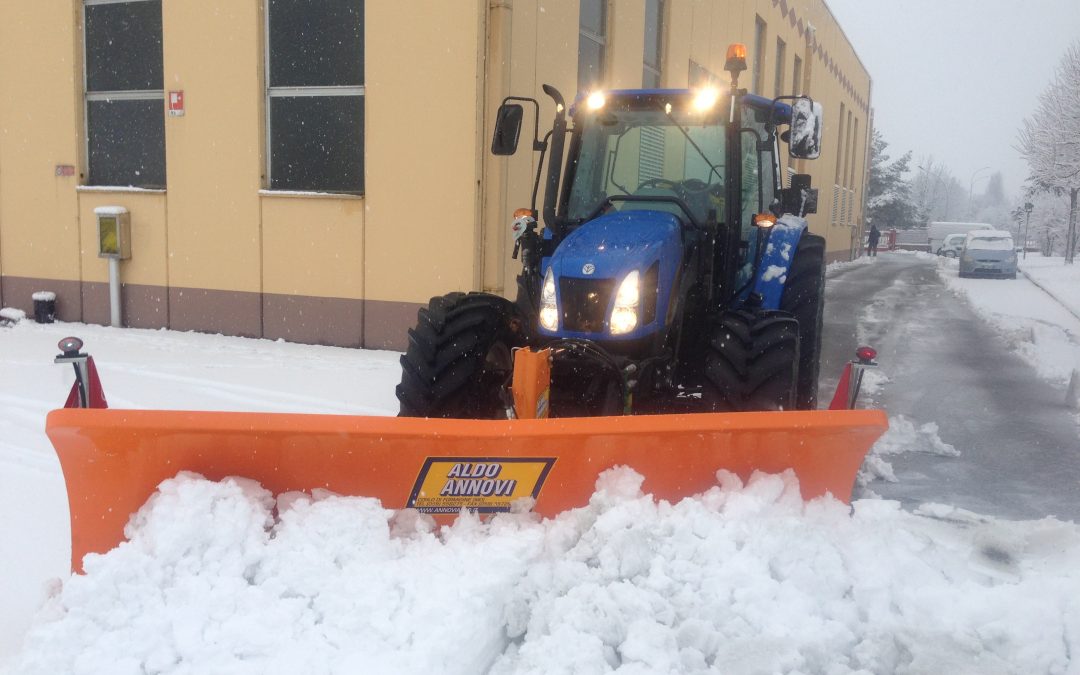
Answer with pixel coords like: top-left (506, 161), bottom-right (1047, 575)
top-left (94, 206), bottom-right (131, 259)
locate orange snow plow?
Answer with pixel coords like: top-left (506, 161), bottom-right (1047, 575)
top-left (46, 338), bottom-right (887, 573)
top-left (47, 407), bottom-right (885, 573)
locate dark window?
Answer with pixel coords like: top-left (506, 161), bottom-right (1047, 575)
top-left (578, 0), bottom-right (606, 92)
top-left (642, 0), bottom-right (664, 88)
top-left (270, 96), bottom-right (364, 193)
top-left (87, 99), bottom-right (166, 188)
top-left (752, 16), bottom-right (766, 94)
top-left (269, 0), bottom-right (363, 88)
top-left (774, 38), bottom-right (786, 97)
top-left (268, 0), bottom-right (364, 194)
top-left (84, 0), bottom-right (165, 188)
top-left (85, 1), bottom-right (163, 91)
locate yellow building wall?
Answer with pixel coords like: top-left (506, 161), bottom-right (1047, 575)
top-left (364, 0), bottom-right (486, 305)
top-left (0, 0), bottom-right (871, 347)
top-left (608, 2), bottom-right (647, 89)
top-left (261, 195), bottom-right (364, 298)
top-left (161, 0), bottom-right (264, 294)
top-left (77, 191), bottom-right (167, 287)
top-left (0, 1), bottom-right (82, 285)
top-left (484, 0), bottom-right (579, 298)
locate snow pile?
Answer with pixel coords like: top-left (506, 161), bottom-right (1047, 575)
top-left (825, 254), bottom-right (874, 277)
top-left (859, 415), bottom-right (959, 484)
top-left (0, 307), bottom-right (25, 325)
top-left (892, 249), bottom-right (937, 261)
top-left (14, 470), bottom-right (1080, 674)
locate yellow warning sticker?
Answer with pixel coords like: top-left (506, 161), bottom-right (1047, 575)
top-left (407, 457), bottom-right (556, 514)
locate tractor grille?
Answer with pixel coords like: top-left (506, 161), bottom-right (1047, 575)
top-left (560, 277), bottom-right (615, 333)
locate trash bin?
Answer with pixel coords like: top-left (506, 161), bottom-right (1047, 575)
top-left (32, 291), bottom-right (56, 323)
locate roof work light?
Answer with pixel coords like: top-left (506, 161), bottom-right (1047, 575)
top-left (692, 87), bottom-right (720, 111)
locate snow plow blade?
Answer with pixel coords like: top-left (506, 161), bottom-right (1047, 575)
top-left (47, 408), bottom-right (887, 572)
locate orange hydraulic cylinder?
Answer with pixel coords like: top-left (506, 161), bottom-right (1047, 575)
top-left (511, 347), bottom-right (551, 419)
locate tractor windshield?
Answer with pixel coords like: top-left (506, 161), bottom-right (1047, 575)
top-left (566, 104), bottom-right (727, 226)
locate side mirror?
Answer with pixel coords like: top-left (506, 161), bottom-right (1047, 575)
top-left (788, 97), bottom-right (822, 160)
top-left (491, 103), bottom-right (524, 156)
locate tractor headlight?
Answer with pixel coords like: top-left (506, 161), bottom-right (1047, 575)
top-left (610, 270), bottom-right (640, 335)
top-left (539, 267), bottom-right (558, 331)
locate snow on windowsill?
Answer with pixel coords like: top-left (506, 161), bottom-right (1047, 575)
top-left (259, 189), bottom-right (363, 201)
top-left (76, 185), bottom-right (166, 194)
top-left (93, 206), bottom-right (128, 216)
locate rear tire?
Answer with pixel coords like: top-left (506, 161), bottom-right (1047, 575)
top-left (704, 310), bottom-right (799, 412)
top-left (397, 293), bottom-right (528, 418)
top-left (779, 233), bottom-right (826, 410)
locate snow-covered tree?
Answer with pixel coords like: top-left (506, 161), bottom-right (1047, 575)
top-left (1017, 41), bottom-right (1080, 263)
top-left (1021, 191), bottom-right (1073, 256)
top-left (910, 156), bottom-right (969, 225)
top-left (969, 172), bottom-right (1010, 229)
top-left (866, 130), bottom-right (921, 229)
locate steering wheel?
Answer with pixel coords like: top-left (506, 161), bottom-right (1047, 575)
top-left (679, 178), bottom-right (709, 194)
top-left (635, 178), bottom-right (682, 194)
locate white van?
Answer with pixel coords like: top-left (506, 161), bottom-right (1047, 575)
top-left (928, 222), bottom-right (992, 254)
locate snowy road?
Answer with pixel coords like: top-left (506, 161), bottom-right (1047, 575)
top-left (822, 252), bottom-right (1080, 520)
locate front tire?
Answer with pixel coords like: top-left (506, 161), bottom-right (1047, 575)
top-left (779, 233), bottom-right (826, 410)
top-left (397, 293), bottom-right (528, 418)
top-left (704, 310), bottom-right (799, 412)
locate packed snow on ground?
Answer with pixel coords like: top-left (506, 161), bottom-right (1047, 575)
top-left (1020, 255), bottom-right (1080, 319)
top-left (4, 313), bottom-right (1080, 673)
top-left (937, 255), bottom-right (1080, 386)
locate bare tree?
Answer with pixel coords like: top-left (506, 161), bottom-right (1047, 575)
top-left (1017, 41), bottom-right (1080, 263)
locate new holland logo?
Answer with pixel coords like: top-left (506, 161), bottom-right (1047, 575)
top-left (408, 457), bottom-right (556, 514)
top-left (582, 263), bottom-right (596, 275)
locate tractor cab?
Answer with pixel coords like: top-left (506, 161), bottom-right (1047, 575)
top-left (429, 43), bottom-right (829, 416)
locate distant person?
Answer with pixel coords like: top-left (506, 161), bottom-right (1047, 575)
top-left (867, 225), bottom-right (881, 257)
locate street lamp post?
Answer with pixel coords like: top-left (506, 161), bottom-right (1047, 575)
top-left (1023, 201), bottom-right (1033, 260)
top-left (968, 166), bottom-right (992, 215)
top-left (917, 165), bottom-right (950, 221)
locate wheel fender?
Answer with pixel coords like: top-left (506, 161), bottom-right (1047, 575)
top-left (752, 214), bottom-right (808, 310)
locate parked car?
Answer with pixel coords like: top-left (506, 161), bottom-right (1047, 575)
top-left (928, 221), bottom-right (992, 254)
top-left (958, 230), bottom-right (1017, 279)
top-left (937, 233), bottom-right (967, 257)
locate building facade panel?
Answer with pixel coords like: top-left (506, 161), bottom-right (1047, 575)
top-left (0, 2), bottom-right (83, 297)
top-left (161, 0), bottom-right (264, 293)
top-left (0, 0), bottom-right (871, 350)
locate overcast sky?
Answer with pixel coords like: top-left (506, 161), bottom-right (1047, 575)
top-left (825, 0), bottom-right (1080, 199)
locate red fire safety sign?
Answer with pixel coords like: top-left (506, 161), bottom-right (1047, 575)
top-left (169, 91), bottom-right (185, 117)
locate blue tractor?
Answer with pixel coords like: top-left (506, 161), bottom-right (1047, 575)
top-left (398, 48), bottom-right (826, 419)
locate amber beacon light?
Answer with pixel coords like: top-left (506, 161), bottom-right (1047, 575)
top-left (724, 43), bottom-right (748, 76)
